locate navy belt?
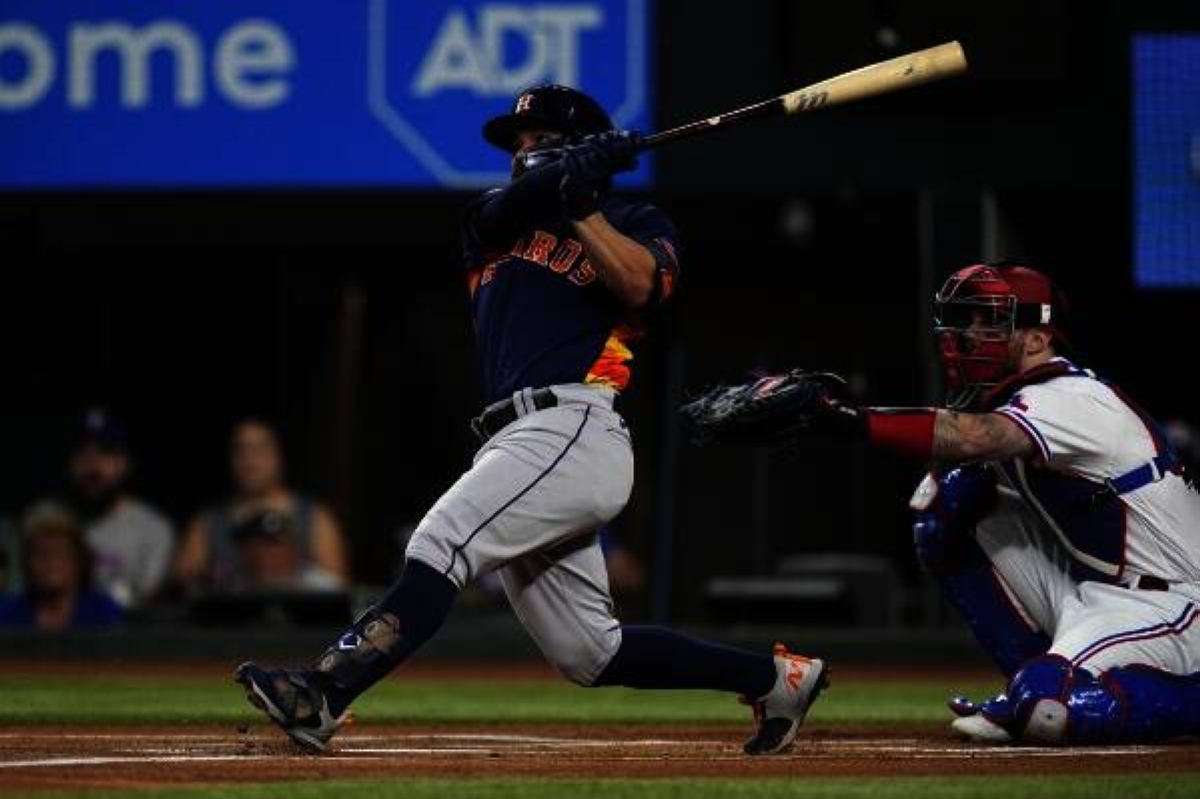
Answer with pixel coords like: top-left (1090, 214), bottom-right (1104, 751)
top-left (470, 388), bottom-right (558, 443)
top-left (1126, 574), bottom-right (1170, 592)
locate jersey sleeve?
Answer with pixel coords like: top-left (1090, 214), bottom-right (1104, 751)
top-left (616, 202), bottom-right (682, 307)
top-left (461, 189), bottom-right (507, 270)
top-left (993, 380), bottom-right (1114, 469)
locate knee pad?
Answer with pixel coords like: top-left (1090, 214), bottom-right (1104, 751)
top-left (910, 466), bottom-right (997, 574)
top-left (1003, 656), bottom-right (1122, 744)
top-left (912, 467), bottom-right (998, 566)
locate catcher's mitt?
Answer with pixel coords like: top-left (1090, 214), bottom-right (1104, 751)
top-left (680, 369), bottom-right (862, 448)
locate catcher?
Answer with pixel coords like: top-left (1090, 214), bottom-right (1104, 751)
top-left (682, 261), bottom-right (1200, 745)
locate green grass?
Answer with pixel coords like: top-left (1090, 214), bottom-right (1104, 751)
top-left (9, 775), bottom-right (1200, 799)
top-left (2, 671), bottom-right (1195, 798)
top-left (0, 672), bottom-right (998, 725)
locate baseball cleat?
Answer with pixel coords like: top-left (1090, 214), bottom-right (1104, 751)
top-left (741, 644), bottom-right (829, 755)
top-left (234, 662), bottom-right (347, 752)
top-left (947, 690), bottom-right (1015, 744)
top-left (948, 694), bottom-right (981, 717)
top-left (951, 713), bottom-right (1014, 744)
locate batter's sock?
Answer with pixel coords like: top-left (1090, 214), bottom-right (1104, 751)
top-left (312, 558), bottom-right (458, 716)
top-left (592, 626), bottom-right (777, 698)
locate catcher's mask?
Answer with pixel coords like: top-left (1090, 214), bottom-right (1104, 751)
top-left (483, 84), bottom-right (614, 178)
top-left (934, 262), bottom-right (1071, 409)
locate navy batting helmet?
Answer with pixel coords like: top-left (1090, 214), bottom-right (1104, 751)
top-left (483, 84), bottom-right (614, 152)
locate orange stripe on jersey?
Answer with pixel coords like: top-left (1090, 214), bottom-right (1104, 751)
top-left (655, 236), bottom-right (678, 266)
top-left (585, 324), bottom-right (642, 391)
top-left (659, 265), bottom-right (677, 301)
top-left (466, 266), bottom-right (483, 298)
top-left (467, 261), bottom-right (500, 297)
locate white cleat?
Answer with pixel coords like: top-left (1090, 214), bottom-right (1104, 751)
top-left (951, 713), bottom-right (1014, 744)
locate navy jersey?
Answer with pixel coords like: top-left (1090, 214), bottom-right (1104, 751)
top-left (462, 193), bottom-right (680, 404)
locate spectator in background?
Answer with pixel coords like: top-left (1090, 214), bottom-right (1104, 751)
top-left (1164, 417), bottom-right (1199, 476)
top-left (175, 418), bottom-right (349, 591)
top-left (228, 510), bottom-right (343, 592)
top-left (66, 409), bottom-right (175, 609)
top-left (0, 515), bottom-right (19, 592)
top-left (599, 525), bottom-right (645, 597)
top-left (0, 502), bottom-right (124, 630)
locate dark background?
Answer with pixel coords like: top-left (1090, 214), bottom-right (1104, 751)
top-left (3, 0), bottom-right (1197, 622)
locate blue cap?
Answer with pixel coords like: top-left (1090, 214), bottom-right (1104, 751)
top-left (76, 408), bottom-right (129, 453)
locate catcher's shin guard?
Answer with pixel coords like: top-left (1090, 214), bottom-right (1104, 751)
top-left (924, 563), bottom-right (1050, 678)
top-left (741, 644), bottom-right (829, 755)
top-left (235, 662), bottom-right (347, 752)
top-left (1001, 657), bottom-right (1200, 745)
top-left (911, 469), bottom-right (1048, 677)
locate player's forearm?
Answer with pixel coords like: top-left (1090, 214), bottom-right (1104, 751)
top-left (571, 214), bottom-right (655, 307)
top-left (472, 161), bottom-right (567, 244)
top-left (857, 407), bottom-right (1034, 464)
top-left (931, 409), bottom-right (1035, 463)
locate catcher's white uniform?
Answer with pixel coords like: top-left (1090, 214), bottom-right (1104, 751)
top-left (980, 358), bottom-right (1200, 677)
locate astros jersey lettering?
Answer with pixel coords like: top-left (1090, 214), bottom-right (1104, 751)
top-left (463, 194), bottom-right (680, 403)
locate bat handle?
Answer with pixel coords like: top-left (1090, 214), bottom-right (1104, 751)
top-left (638, 96), bottom-right (781, 152)
top-left (639, 129), bottom-right (686, 151)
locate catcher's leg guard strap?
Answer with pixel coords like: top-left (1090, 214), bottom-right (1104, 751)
top-left (314, 558), bottom-right (457, 715)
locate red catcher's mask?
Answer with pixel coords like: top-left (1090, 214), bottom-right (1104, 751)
top-left (934, 263), bottom-right (1067, 408)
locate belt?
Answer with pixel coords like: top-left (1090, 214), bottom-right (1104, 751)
top-left (470, 388), bottom-right (558, 443)
top-left (1125, 574), bottom-right (1170, 592)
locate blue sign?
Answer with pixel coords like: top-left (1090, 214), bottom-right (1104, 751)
top-left (1133, 34), bottom-right (1200, 288)
top-left (0, 0), bottom-right (651, 188)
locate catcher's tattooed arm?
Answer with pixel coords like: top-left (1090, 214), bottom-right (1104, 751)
top-left (679, 369), bottom-right (1037, 464)
top-left (932, 410), bottom-right (1036, 463)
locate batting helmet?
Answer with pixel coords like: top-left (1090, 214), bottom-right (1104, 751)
top-left (934, 261), bottom-right (1072, 408)
top-left (483, 84), bottom-right (614, 153)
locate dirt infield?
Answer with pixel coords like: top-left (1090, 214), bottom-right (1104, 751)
top-left (3, 722), bottom-right (1200, 791)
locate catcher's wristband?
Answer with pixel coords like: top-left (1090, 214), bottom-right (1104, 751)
top-left (865, 408), bottom-right (936, 460)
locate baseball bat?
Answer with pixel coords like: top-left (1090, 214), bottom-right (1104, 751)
top-left (639, 41), bottom-right (967, 150)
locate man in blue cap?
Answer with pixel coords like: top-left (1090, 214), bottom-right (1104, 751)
top-left (66, 408), bottom-right (174, 609)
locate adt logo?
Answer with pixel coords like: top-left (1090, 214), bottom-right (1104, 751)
top-left (412, 5), bottom-right (603, 97)
top-left (368, 0), bottom-right (648, 187)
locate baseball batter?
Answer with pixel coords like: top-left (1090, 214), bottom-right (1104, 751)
top-left (236, 85), bottom-right (827, 756)
top-left (686, 262), bottom-right (1200, 744)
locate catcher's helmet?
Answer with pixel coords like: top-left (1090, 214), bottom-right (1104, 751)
top-left (483, 84), bottom-right (614, 153)
top-left (934, 262), bottom-right (1071, 408)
